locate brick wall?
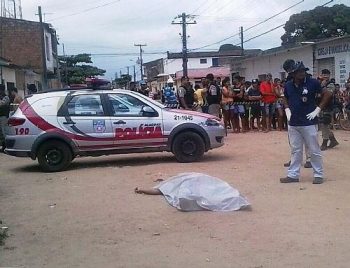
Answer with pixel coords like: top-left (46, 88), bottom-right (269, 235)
top-left (0, 18), bottom-right (44, 73)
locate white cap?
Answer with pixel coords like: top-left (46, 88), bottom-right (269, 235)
top-left (167, 77), bottom-right (174, 83)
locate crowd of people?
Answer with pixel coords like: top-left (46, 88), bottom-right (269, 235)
top-left (160, 71), bottom-right (350, 136)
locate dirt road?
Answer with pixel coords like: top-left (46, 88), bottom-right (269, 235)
top-left (1, 130), bottom-right (350, 268)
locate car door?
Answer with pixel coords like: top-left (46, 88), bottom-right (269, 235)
top-left (57, 93), bottom-right (114, 151)
top-left (107, 93), bottom-right (166, 149)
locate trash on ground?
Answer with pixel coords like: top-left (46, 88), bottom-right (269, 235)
top-left (154, 172), bottom-right (250, 212)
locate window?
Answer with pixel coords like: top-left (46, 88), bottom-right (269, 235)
top-left (200, 58), bottom-right (207, 64)
top-left (68, 95), bottom-right (104, 116)
top-left (6, 82), bottom-right (15, 91)
top-left (212, 58), bottom-right (219, 67)
top-left (45, 35), bottom-right (51, 61)
top-left (108, 93), bottom-right (154, 117)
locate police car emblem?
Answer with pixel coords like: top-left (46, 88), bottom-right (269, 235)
top-left (93, 119), bottom-right (106, 133)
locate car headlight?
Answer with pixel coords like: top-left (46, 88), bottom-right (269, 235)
top-left (204, 118), bottom-right (221, 127)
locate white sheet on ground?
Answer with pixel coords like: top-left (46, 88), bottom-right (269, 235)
top-left (154, 172), bottom-right (249, 212)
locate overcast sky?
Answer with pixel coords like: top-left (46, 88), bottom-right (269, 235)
top-left (21, 0), bottom-right (348, 80)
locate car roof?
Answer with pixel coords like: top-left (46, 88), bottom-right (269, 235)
top-left (27, 88), bottom-right (134, 98)
top-left (26, 89), bottom-right (164, 108)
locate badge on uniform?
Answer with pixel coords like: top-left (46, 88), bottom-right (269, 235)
top-left (301, 87), bottom-right (308, 102)
top-left (93, 119), bottom-right (106, 133)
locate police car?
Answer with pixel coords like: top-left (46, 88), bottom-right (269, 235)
top-left (5, 89), bottom-right (225, 172)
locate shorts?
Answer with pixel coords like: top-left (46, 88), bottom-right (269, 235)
top-left (232, 104), bottom-right (245, 115)
top-left (263, 103), bottom-right (276, 116)
top-left (276, 100), bottom-right (283, 109)
top-left (250, 105), bottom-right (261, 117)
top-left (222, 104), bottom-right (235, 111)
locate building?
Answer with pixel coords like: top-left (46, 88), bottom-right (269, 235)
top-left (229, 35), bottom-right (350, 88)
top-left (144, 48), bottom-right (261, 91)
top-left (0, 56), bottom-right (15, 89)
top-left (0, 16), bottom-right (60, 92)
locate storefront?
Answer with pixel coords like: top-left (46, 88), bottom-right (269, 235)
top-left (315, 37), bottom-right (350, 88)
top-left (231, 36), bottom-right (350, 89)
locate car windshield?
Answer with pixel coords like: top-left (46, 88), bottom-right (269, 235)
top-left (127, 91), bottom-right (165, 109)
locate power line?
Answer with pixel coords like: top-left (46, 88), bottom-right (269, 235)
top-left (232, 0), bottom-right (335, 47)
top-left (49, 0), bottom-right (121, 21)
top-left (234, 24), bottom-right (286, 46)
top-left (244, 0), bottom-right (304, 33)
top-left (77, 52), bottom-right (167, 57)
top-left (189, 0), bottom-right (305, 51)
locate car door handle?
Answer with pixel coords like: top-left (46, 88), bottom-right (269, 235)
top-left (63, 121), bottom-right (76, 125)
top-left (113, 120), bottom-right (126, 125)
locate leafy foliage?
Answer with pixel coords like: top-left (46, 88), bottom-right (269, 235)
top-left (281, 4), bottom-right (350, 46)
top-left (58, 54), bottom-right (106, 85)
top-left (114, 74), bottom-right (132, 88)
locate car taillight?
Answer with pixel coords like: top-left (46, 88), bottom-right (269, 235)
top-left (8, 117), bottom-right (26, 126)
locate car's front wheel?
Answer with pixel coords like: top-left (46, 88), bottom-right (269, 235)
top-left (172, 131), bottom-right (205, 163)
top-left (37, 140), bottom-right (73, 172)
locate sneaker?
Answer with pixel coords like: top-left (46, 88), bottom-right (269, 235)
top-left (280, 177), bottom-right (299, 183)
top-left (304, 161), bottom-right (312, 168)
top-left (283, 161), bottom-right (291, 167)
top-left (312, 177), bottom-right (324, 184)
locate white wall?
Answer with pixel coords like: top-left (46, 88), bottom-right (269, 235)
top-left (1, 67), bottom-right (16, 89)
top-left (164, 57), bottom-right (217, 75)
top-left (237, 46), bottom-right (314, 81)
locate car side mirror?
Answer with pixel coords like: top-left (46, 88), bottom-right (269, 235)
top-left (141, 106), bottom-right (157, 117)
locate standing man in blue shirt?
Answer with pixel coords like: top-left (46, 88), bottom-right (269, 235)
top-left (280, 61), bottom-right (332, 184)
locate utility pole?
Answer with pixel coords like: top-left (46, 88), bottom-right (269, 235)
top-left (127, 66), bottom-right (130, 76)
top-left (62, 43), bottom-right (68, 86)
top-left (18, 0), bottom-right (22, 19)
top-left (38, 6), bottom-right (47, 90)
top-left (133, 65), bottom-right (136, 82)
top-left (11, 0), bottom-right (16, 19)
top-left (240, 26), bottom-right (244, 56)
top-left (134, 44), bottom-right (147, 81)
top-left (172, 13), bottom-right (196, 78)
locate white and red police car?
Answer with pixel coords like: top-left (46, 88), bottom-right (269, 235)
top-left (5, 89), bottom-right (225, 172)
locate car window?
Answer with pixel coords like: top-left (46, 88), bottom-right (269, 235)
top-left (68, 95), bottom-right (104, 116)
top-left (108, 94), bottom-right (151, 117)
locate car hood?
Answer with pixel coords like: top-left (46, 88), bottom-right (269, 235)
top-left (167, 109), bottom-right (220, 120)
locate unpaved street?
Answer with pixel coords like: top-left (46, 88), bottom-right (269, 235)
top-left (1, 130), bottom-right (350, 268)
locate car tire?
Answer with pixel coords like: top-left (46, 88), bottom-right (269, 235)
top-left (172, 131), bottom-right (205, 163)
top-left (37, 140), bottom-right (73, 172)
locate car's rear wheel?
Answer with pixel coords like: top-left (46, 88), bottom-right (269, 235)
top-left (172, 131), bottom-right (205, 163)
top-left (37, 140), bottom-right (72, 172)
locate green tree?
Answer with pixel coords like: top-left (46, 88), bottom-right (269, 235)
top-left (281, 4), bottom-right (350, 46)
top-left (59, 53), bottom-right (106, 85)
top-left (114, 74), bottom-right (132, 88)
